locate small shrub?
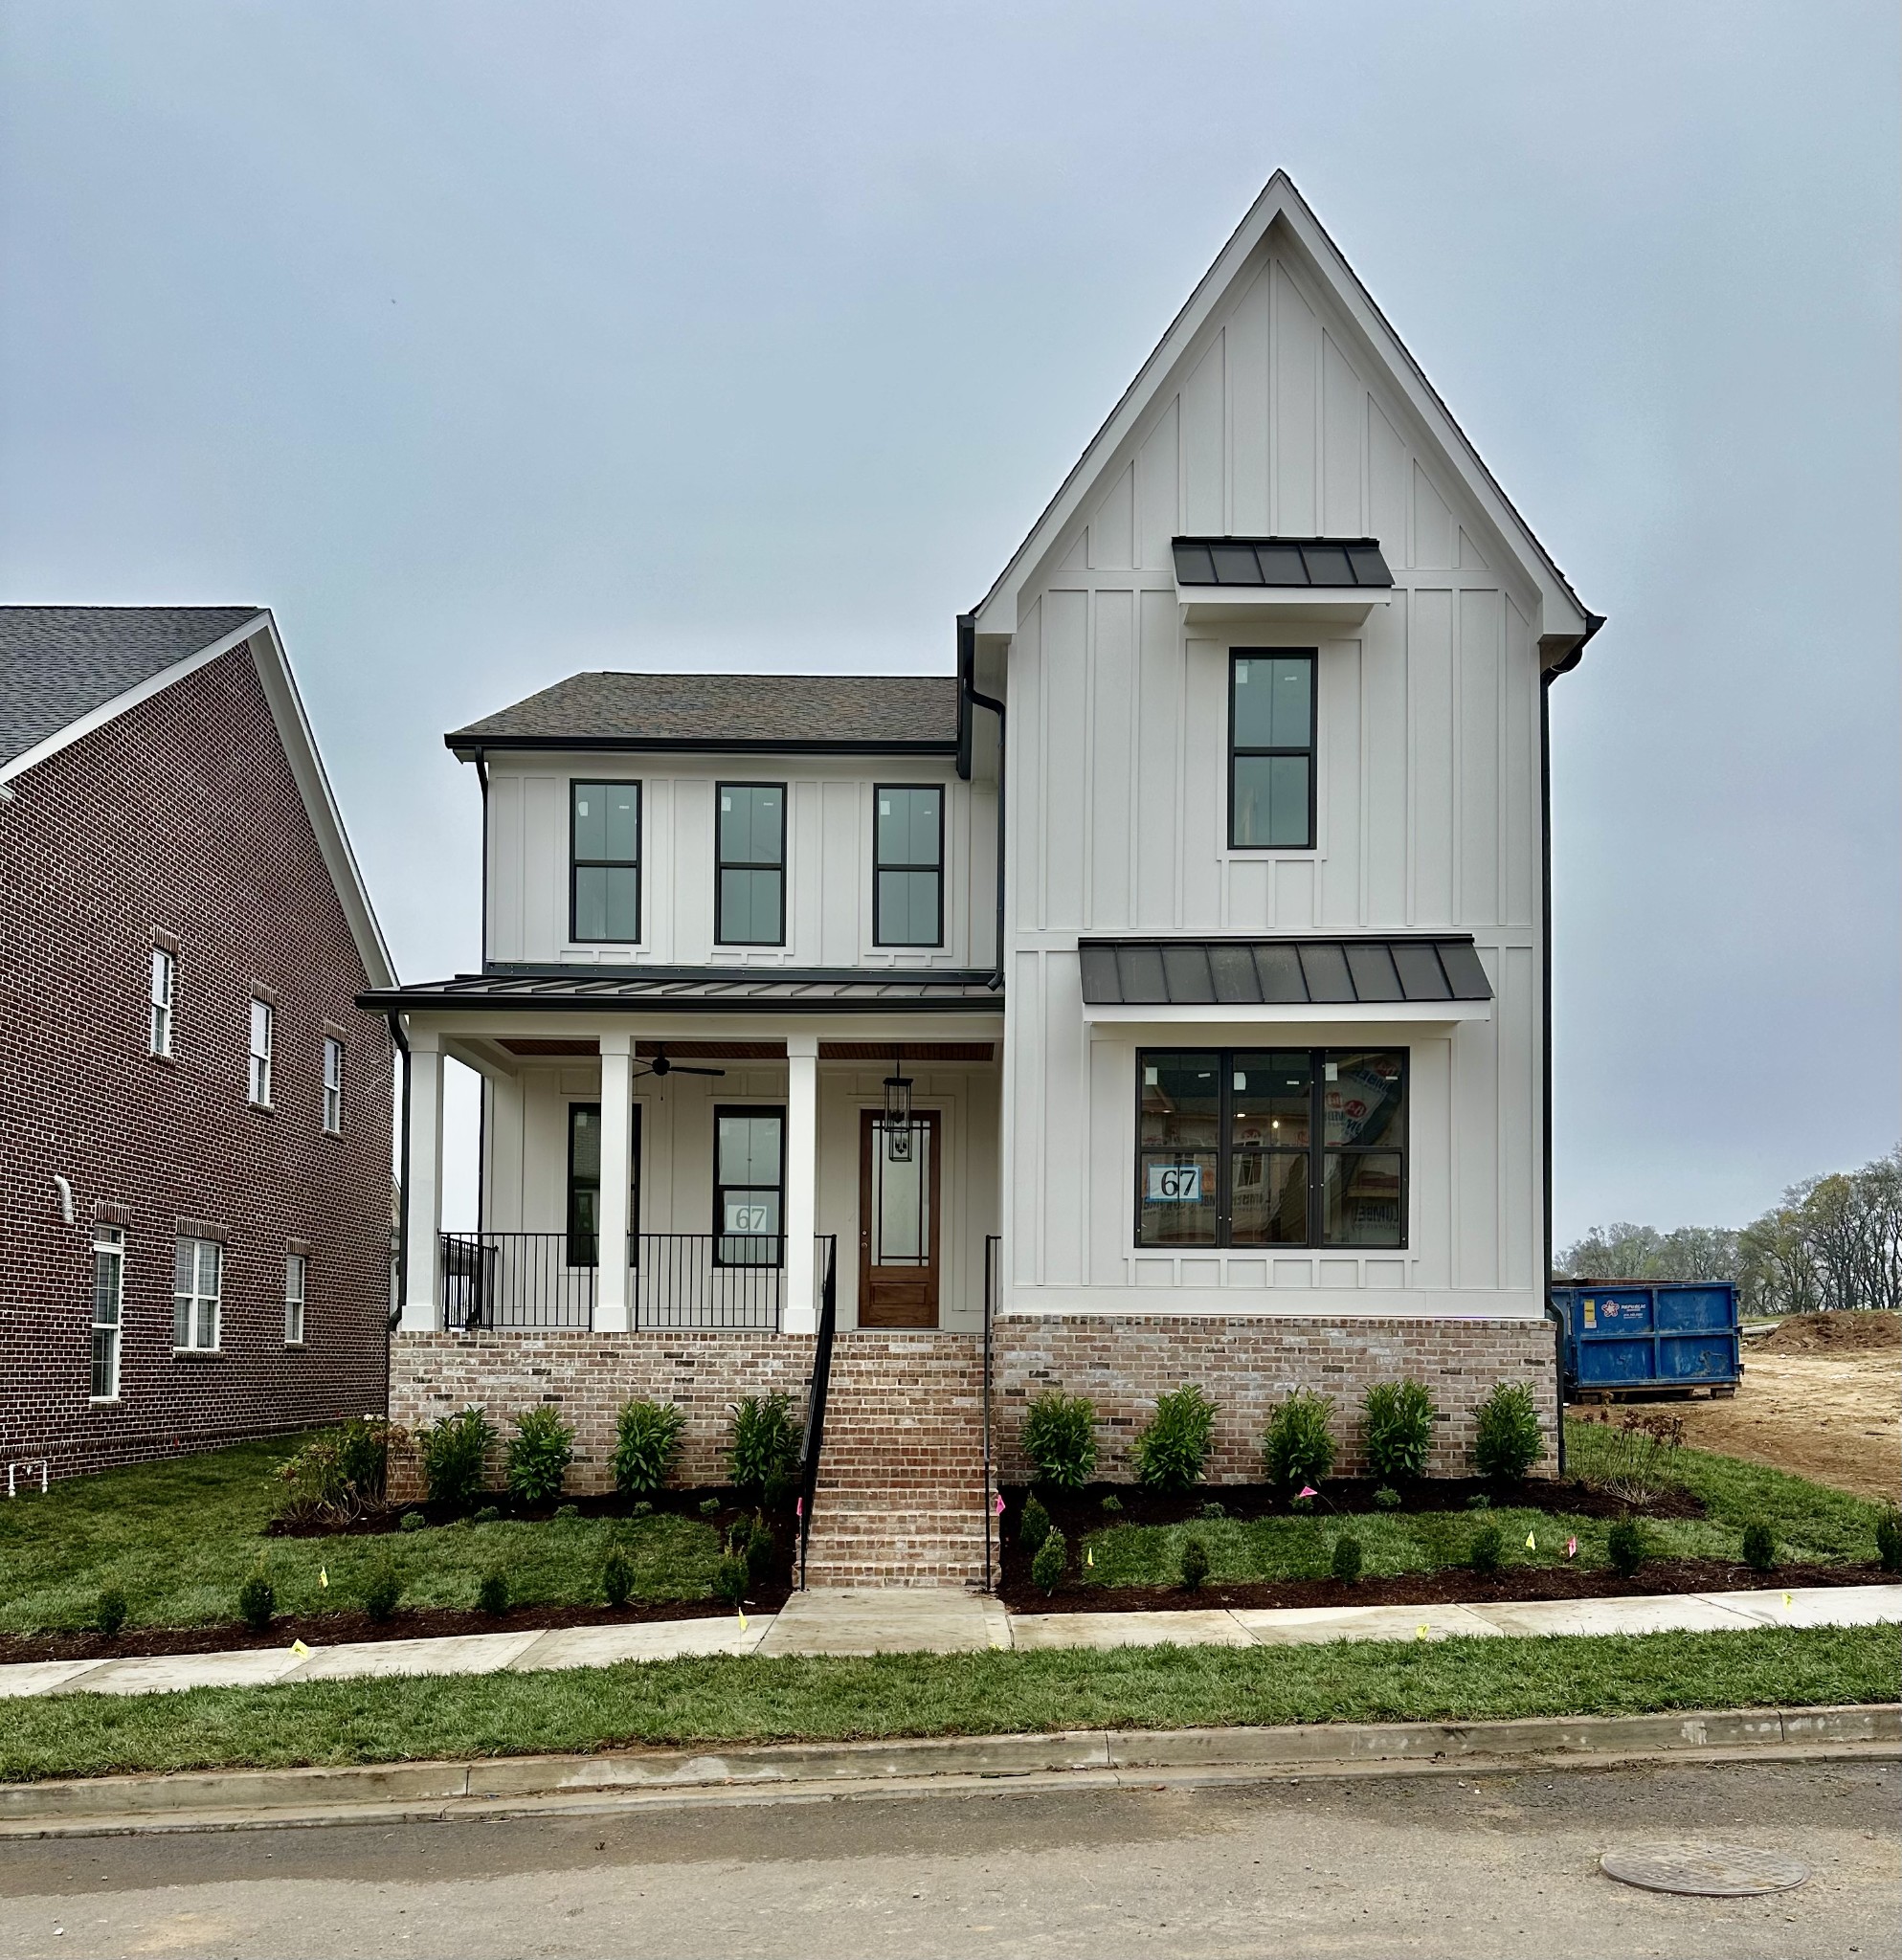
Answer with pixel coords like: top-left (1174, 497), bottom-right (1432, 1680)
top-left (1740, 1521), bottom-right (1777, 1573)
top-left (397, 1510), bottom-right (426, 1533)
top-left (361, 1561), bottom-right (402, 1624)
top-left (417, 1406), bottom-right (496, 1511)
top-left (699, 1497), bottom-right (720, 1516)
top-left (1099, 1493), bottom-right (1124, 1513)
top-left (1131, 1385), bottom-right (1218, 1493)
top-left (712, 1554), bottom-right (749, 1606)
top-left (1178, 1535), bottom-right (1211, 1591)
top-left (1262, 1391), bottom-right (1336, 1489)
top-left (1199, 1500), bottom-right (1228, 1522)
top-left (1569, 1408), bottom-right (1686, 1505)
top-left (476, 1569), bottom-right (510, 1615)
top-left (1362, 1380), bottom-right (1439, 1483)
top-left (473, 1505), bottom-right (502, 1526)
top-left (1468, 1524), bottom-right (1503, 1577)
top-left (1030, 1527), bottom-right (1068, 1595)
top-left (633, 1499), bottom-right (655, 1517)
top-left (236, 1568), bottom-right (276, 1633)
top-left (555, 1502), bottom-right (580, 1521)
top-left (1606, 1520), bottom-right (1647, 1579)
top-left (1331, 1534), bottom-right (1364, 1584)
top-left (1877, 1509), bottom-right (1902, 1573)
top-left (1472, 1383), bottom-right (1545, 1481)
top-left (1374, 1485), bottom-right (1402, 1510)
top-left (727, 1394), bottom-right (802, 1503)
top-left (506, 1405), bottom-right (574, 1506)
top-left (1466, 1493), bottom-right (1492, 1511)
top-left (735, 1516), bottom-right (776, 1588)
top-left (613, 1399), bottom-right (686, 1496)
top-left (1020, 1392), bottom-right (1098, 1491)
top-left (94, 1586), bottom-right (128, 1637)
top-left (1018, 1494), bottom-right (1051, 1555)
top-left (1289, 1491), bottom-right (1315, 1514)
top-left (275, 1417), bottom-right (400, 1526)
top-left (602, 1547), bottom-right (635, 1608)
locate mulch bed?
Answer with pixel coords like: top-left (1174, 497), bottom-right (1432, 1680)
top-left (265, 1485), bottom-right (771, 1538)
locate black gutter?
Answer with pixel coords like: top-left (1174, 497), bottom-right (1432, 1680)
top-left (445, 735), bottom-right (957, 759)
top-left (387, 1012), bottom-right (411, 1335)
top-left (358, 990), bottom-right (1005, 1015)
top-left (957, 612), bottom-right (1007, 987)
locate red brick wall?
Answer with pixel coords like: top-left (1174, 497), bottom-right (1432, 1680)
top-left (0, 643), bottom-right (393, 1478)
top-left (993, 1315), bottom-right (1559, 1483)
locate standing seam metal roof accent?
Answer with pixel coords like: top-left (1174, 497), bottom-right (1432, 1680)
top-left (1171, 537), bottom-right (1394, 589)
top-left (1077, 936), bottom-right (1491, 1006)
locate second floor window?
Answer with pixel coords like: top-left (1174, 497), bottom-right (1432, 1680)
top-left (173, 1236), bottom-right (222, 1350)
top-left (1230, 651), bottom-right (1316, 849)
top-left (249, 998), bottom-right (274, 1105)
top-left (874, 786), bottom-right (944, 947)
top-left (149, 947), bottom-right (174, 1057)
top-left (571, 782), bottom-right (640, 943)
top-left (717, 784), bottom-right (785, 946)
top-left (323, 1036), bottom-right (344, 1133)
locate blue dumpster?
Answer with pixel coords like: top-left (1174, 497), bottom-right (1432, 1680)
top-left (1552, 1282), bottom-right (1740, 1399)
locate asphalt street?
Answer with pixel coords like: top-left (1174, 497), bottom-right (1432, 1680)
top-left (0, 1759), bottom-right (1893, 1959)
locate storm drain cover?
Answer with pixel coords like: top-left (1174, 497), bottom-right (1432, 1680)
top-left (1600, 1842), bottom-right (1811, 1897)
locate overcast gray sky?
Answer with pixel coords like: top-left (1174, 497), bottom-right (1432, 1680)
top-left (3, 1), bottom-right (1896, 1243)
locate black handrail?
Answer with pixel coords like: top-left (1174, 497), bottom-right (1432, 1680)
top-left (982, 1233), bottom-right (1000, 1592)
top-left (796, 1236), bottom-right (839, 1590)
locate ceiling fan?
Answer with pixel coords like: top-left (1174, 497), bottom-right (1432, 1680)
top-left (630, 1045), bottom-right (725, 1081)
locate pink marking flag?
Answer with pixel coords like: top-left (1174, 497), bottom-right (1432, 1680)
top-left (1297, 1485), bottom-right (1318, 1501)
top-left (1565, 1536), bottom-right (1578, 1560)
top-left (994, 1492), bottom-right (1007, 1516)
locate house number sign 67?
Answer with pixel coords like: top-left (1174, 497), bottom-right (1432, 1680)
top-left (1146, 1164), bottom-right (1202, 1203)
top-left (725, 1202), bottom-right (771, 1234)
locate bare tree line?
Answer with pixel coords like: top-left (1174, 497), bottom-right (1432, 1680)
top-left (1558, 1145), bottom-right (1902, 1315)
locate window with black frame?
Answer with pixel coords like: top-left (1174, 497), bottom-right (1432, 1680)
top-left (716, 784), bottom-right (785, 945)
top-left (566, 1102), bottom-right (642, 1267)
top-left (874, 785), bottom-right (943, 946)
top-left (714, 1107), bottom-right (784, 1265)
top-left (1229, 651), bottom-right (1316, 849)
top-left (1136, 1047), bottom-right (1405, 1248)
top-left (571, 782), bottom-right (640, 943)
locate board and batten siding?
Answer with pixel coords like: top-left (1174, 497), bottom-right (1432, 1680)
top-left (484, 754), bottom-right (997, 970)
top-left (1000, 242), bottom-right (1545, 1319)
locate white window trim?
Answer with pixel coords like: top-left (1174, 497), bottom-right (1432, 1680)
top-left (284, 1252), bottom-right (307, 1347)
top-left (173, 1236), bottom-right (222, 1352)
top-left (149, 948), bottom-right (174, 1058)
top-left (322, 1036), bottom-right (343, 1134)
top-left (249, 998), bottom-right (274, 1107)
top-left (91, 1227), bottom-right (124, 1402)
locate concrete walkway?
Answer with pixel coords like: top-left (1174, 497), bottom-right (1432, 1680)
top-left (2, 1584), bottom-right (1895, 1701)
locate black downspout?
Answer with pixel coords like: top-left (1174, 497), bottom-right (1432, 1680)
top-left (388, 1012), bottom-right (412, 1337)
top-left (958, 613), bottom-right (1007, 985)
top-left (1540, 668), bottom-right (1565, 1473)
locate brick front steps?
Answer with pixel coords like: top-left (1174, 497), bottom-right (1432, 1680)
top-left (802, 1332), bottom-right (991, 1588)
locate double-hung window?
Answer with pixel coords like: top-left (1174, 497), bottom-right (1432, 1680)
top-left (874, 786), bottom-right (944, 947)
top-left (714, 1107), bottom-right (784, 1265)
top-left (91, 1228), bottom-right (123, 1400)
top-left (173, 1237), bottom-right (222, 1350)
top-left (283, 1254), bottom-right (307, 1346)
top-left (1137, 1048), bottom-right (1406, 1248)
top-left (571, 781), bottom-right (640, 943)
top-left (149, 948), bottom-right (174, 1057)
top-left (248, 998), bottom-right (274, 1106)
top-left (322, 1036), bottom-right (344, 1133)
top-left (716, 785), bottom-right (785, 945)
top-left (1229, 651), bottom-right (1316, 849)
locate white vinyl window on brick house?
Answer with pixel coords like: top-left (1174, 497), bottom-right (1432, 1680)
top-left (173, 1237), bottom-right (221, 1351)
top-left (322, 1036), bottom-right (343, 1133)
top-left (284, 1253), bottom-right (307, 1345)
top-left (249, 997), bottom-right (274, 1106)
top-left (149, 948), bottom-right (174, 1058)
top-left (91, 1228), bottom-right (124, 1400)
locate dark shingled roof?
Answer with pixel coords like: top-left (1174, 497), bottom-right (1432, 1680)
top-left (1079, 936), bottom-right (1492, 1007)
top-left (1172, 537), bottom-right (1393, 588)
top-left (0, 606), bottom-right (261, 767)
top-left (360, 965), bottom-right (1003, 1013)
top-left (448, 672), bottom-right (960, 753)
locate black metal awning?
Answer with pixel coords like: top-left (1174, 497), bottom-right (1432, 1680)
top-left (1171, 537), bottom-right (1394, 589)
top-left (1077, 936), bottom-right (1490, 1008)
top-left (360, 965), bottom-right (1003, 1014)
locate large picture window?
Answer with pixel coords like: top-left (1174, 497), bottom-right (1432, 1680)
top-left (874, 785), bottom-right (944, 947)
top-left (1136, 1048), bottom-right (1406, 1249)
top-left (716, 784), bottom-right (786, 945)
top-left (714, 1106), bottom-right (784, 1266)
top-left (571, 782), bottom-right (640, 943)
top-left (1229, 651), bottom-right (1316, 849)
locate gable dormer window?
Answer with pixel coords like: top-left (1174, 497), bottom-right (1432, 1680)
top-left (1229, 651), bottom-right (1315, 850)
top-left (571, 782), bottom-right (640, 943)
top-left (716, 784), bottom-right (786, 946)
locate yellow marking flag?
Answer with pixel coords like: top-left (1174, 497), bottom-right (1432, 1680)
top-left (319, 1567), bottom-right (328, 1589)
top-left (289, 1639), bottom-right (311, 1658)
top-left (1416, 1624), bottom-right (1430, 1641)
top-left (1525, 1531), bottom-right (1537, 1550)
top-left (738, 1609), bottom-right (748, 1632)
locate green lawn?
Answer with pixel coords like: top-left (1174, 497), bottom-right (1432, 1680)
top-left (0, 1437), bottom-right (724, 1635)
top-left (2, 1624), bottom-right (1892, 1783)
top-left (1076, 1430), bottom-right (1891, 1590)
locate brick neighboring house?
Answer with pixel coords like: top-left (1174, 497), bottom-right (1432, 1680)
top-left (0, 607), bottom-right (397, 1480)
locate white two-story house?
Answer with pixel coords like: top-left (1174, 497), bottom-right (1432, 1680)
top-left (369, 173), bottom-right (1600, 1586)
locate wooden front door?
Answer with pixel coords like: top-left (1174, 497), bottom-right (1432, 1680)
top-left (858, 1108), bottom-right (941, 1328)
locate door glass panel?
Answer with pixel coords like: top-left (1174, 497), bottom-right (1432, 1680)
top-left (871, 1119), bottom-right (930, 1266)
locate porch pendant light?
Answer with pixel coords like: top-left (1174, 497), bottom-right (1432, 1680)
top-left (884, 1049), bottom-right (912, 1161)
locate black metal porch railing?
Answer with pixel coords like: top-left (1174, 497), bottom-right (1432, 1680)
top-left (796, 1235), bottom-right (839, 1589)
top-left (440, 1233), bottom-right (593, 1329)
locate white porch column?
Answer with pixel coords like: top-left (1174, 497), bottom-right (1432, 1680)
top-left (401, 1035), bottom-right (444, 1329)
top-left (596, 1032), bottom-right (635, 1331)
top-left (783, 1032), bottom-right (819, 1333)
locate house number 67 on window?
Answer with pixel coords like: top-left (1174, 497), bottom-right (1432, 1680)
top-left (726, 1201), bottom-right (770, 1233)
top-left (1146, 1164), bottom-right (1202, 1202)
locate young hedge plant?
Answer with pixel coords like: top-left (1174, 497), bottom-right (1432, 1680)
top-left (1877, 1509), bottom-right (1902, 1573)
top-left (727, 1394), bottom-right (802, 1504)
top-left (1018, 1494), bottom-right (1052, 1556)
top-left (1030, 1527), bottom-right (1068, 1595)
top-left (1020, 1392), bottom-right (1098, 1492)
top-left (1178, 1535), bottom-right (1211, 1591)
top-left (1131, 1385), bottom-right (1218, 1493)
top-left (417, 1406), bottom-right (496, 1511)
top-left (1471, 1383), bottom-right (1545, 1481)
top-left (506, 1406), bottom-right (575, 1506)
top-left (613, 1399), bottom-right (685, 1496)
top-left (1262, 1391), bottom-right (1336, 1490)
top-left (1363, 1380), bottom-right (1439, 1483)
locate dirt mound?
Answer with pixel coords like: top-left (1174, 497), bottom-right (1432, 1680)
top-left (1752, 1311), bottom-right (1901, 1355)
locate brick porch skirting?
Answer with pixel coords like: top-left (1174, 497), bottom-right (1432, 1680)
top-left (991, 1315), bottom-right (1560, 1484)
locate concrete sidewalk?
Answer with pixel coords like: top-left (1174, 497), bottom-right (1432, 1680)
top-left (2, 1584), bottom-right (1895, 1701)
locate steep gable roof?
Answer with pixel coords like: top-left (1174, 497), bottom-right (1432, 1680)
top-left (972, 172), bottom-right (1598, 663)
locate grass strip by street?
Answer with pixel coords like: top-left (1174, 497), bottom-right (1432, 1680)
top-left (3, 1623), bottom-right (1894, 1784)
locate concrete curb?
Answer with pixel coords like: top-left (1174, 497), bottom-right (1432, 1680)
top-left (1, 1704), bottom-right (1895, 1838)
